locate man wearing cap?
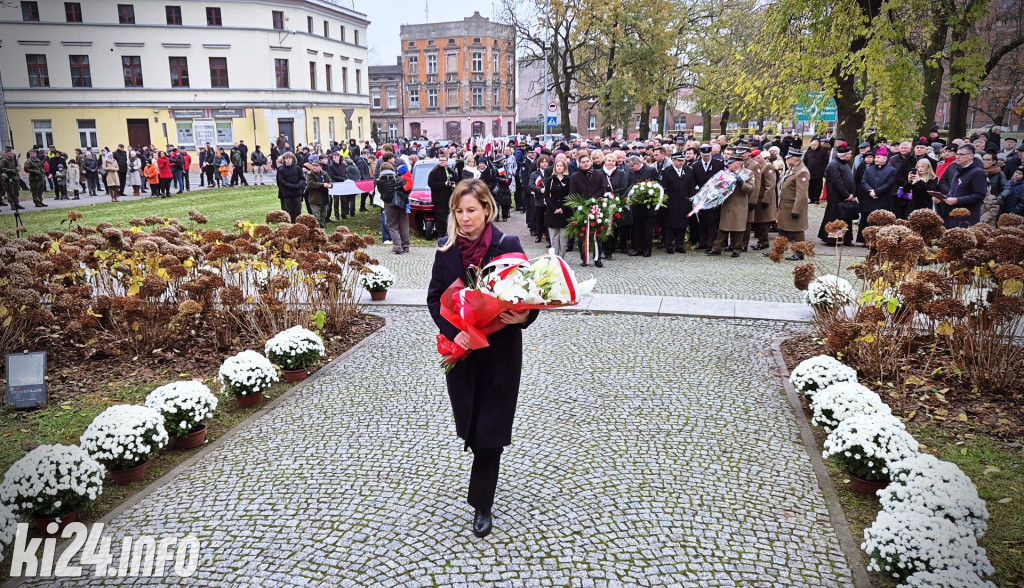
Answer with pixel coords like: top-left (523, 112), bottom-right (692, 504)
top-left (0, 147), bottom-right (23, 209)
top-left (1003, 144), bottom-right (1023, 180)
top-left (658, 151), bottom-right (696, 254)
top-left (737, 146), bottom-right (761, 252)
top-left (304, 159), bottom-right (333, 228)
top-left (819, 144), bottom-right (856, 245)
top-left (775, 148), bottom-right (810, 259)
top-left (708, 155), bottom-right (755, 257)
top-left (692, 144), bottom-right (725, 251)
top-left (752, 150), bottom-right (779, 250)
top-left (853, 142), bottom-right (872, 170)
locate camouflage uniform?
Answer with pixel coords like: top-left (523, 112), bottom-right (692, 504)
top-left (23, 155), bottom-right (46, 206)
top-left (0, 152), bottom-right (21, 209)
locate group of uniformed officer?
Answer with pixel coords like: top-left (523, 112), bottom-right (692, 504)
top-left (1, 147), bottom-right (49, 210)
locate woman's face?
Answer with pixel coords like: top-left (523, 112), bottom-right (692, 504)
top-left (455, 193), bottom-right (488, 239)
top-left (604, 158), bottom-right (617, 171)
top-left (982, 154), bottom-right (996, 167)
top-left (916, 161), bottom-right (931, 175)
top-left (553, 161), bottom-right (566, 175)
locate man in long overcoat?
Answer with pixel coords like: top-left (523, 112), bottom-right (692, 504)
top-left (777, 148), bottom-right (811, 260)
top-left (740, 147), bottom-right (762, 251)
top-left (691, 145), bottom-right (725, 251)
top-left (658, 152), bottom-right (695, 254)
top-left (708, 155), bottom-right (755, 257)
top-left (627, 155), bottom-right (660, 257)
top-left (752, 150), bottom-right (778, 250)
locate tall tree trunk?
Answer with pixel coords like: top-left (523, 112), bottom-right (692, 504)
top-left (602, 38), bottom-right (617, 138)
top-left (639, 104), bottom-right (651, 140)
top-left (949, 92), bottom-right (970, 140)
top-left (701, 109), bottom-right (712, 142)
top-left (915, 22), bottom-right (950, 138)
top-left (658, 100), bottom-right (668, 136)
top-left (719, 108), bottom-right (730, 137)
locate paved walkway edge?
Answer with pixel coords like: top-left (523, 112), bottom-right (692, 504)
top-left (4, 313), bottom-right (392, 588)
top-left (770, 337), bottom-right (873, 588)
top-left (360, 288), bottom-right (813, 323)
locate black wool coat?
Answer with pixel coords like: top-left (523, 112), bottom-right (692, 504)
top-left (426, 225), bottom-right (539, 449)
top-left (658, 163), bottom-right (696, 229)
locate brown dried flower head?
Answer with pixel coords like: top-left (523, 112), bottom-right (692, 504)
top-left (824, 220), bottom-right (848, 238)
top-left (938, 228), bottom-right (977, 254)
top-left (288, 223), bottom-right (311, 240)
top-left (66, 210), bottom-right (83, 222)
top-left (129, 218), bottom-right (147, 227)
top-left (867, 209), bottom-right (897, 227)
top-left (265, 211), bottom-right (291, 224)
top-left (997, 213), bottom-right (1023, 228)
top-left (202, 229), bottom-right (227, 244)
top-left (922, 298), bottom-right (968, 320)
top-left (988, 297), bottom-right (1024, 324)
top-left (269, 274), bottom-right (291, 290)
top-left (188, 209), bottom-right (209, 224)
top-left (857, 305), bottom-right (886, 325)
top-left (144, 215), bottom-right (166, 226)
top-left (993, 264), bottom-right (1024, 283)
top-left (985, 234), bottom-right (1024, 264)
top-left (768, 236), bottom-right (790, 263)
top-left (206, 243), bottom-right (237, 261)
top-left (949, 207), bottom-right (970, 218)
top-left (792, 241), bottom-right (817, 257)
top-left (140, 274), bottom-right (169, 298)
top-left (295, 214), bottom-right (321, 230)
top-left (177, 300), bottom-right (204, 315)
top-left (962, 248), bottom-right (991, 268)
top-left (219, 285), bottom-right (245, 306)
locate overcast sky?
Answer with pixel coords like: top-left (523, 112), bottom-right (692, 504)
top-left (355, 1), bottom-right (498, 65)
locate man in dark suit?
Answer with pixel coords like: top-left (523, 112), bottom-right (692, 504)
top-left (658, 153), bottom-right (696, 254)
top-left (691, 144), bottom-right (725, 251)
top-left (428, 153), bottom-right (457, 237)
top-left (627, 155), bottom-right (660, 257)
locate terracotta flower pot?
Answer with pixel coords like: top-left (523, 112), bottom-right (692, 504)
top-left (800, 394), bottom-right (814, 416)
top-left (172, 425), bottom-right (207, 449)
top-left (849, 473), bottom-right (889, 497)
top-left (282, 369), bottom-right (307, 382)
top-left (110, 462), bottom-right (148, 486)
top-left (369, 290), bottom-right (388, 301)
top-left (236, 391), bottom-right (263, 408)
top-left (35, 510), bottom-right (78, 534)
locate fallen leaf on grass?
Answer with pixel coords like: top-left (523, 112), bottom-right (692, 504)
top-left (983, 467), bottom-right (1001, 474)
top-left (997, 497), bottom-right (1012, 504)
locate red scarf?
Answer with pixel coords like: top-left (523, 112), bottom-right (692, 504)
top-left (457, 225), bottom-right (493, 270)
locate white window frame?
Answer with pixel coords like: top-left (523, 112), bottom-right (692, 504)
top-left (427, 88), bottom-right (438, 108)
top-left (313, 117), bottom-right (320, 143)
top-left (407, 55), bottom-right (418, 76)
top-left (471, 52), bottom-right (483, 73)
top-left (588, 114), bottom-right (597, 131)
top-left (371, 88), bottom-right (381, 108)
top-left (409, 89), bottom-right (419, 109)
top-left (387, 88), bottom-right (396, 109)
top-left (77, 119), bottom-right (98, 149)
top-left (388, 123), bottom-right (397, 140)
top-left (471, 87), bottom-right (483, 107)
top-left (426, 54), bottom-right (437, 75)
top-left (33, 120), bottom-right (54, 147)
top-left (492, 51), bottom-right (499, 74)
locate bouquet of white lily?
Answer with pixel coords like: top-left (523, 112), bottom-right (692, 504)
top-left (80, 405), bottom-right (169, 471)
top-left (145, 380), bottom-right (219, 438)
top-left (218, 350), bottom-right (280, 397)
top-left (265, 325), bottom-right (326, 371)
top-left (0, 444), bottom-right (105, 517)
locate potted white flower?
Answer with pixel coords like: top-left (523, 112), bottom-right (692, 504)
top-left (811, 382), bottom-right (892, 431)
top-left (0, 502), bottom-right (16, 556)
top-left (804, 274), bottom-right (857, 311)
top-left (862, 507), bottom-right (994, 582)
top-left (359, 263), bottom-right (395, 301)
top-left (218, 350), bottom-right (279, 407)
top-left (880, 453), bottom-right (989, 539)
top-left (265, 325), bottom-right (326, 382)
top-left (903, 569), bottom-right (997, 588)
top-left (822, 413), bottom-right (920, 495)
top-left (145, 380), bottom-right (219, 449)
top-left (788, 355), bottom-right (858, 413)
top-left (80, 405), bottom-right (169, 485)
top-left (0, 444), bottom-right (105, 533)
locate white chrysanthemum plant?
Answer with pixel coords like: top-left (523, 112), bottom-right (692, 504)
top-left (0, 445), bottom-right (105, 518)
top-left (80, 405), bottom-right (169, 472)
top-left (145, 380), bottom-right (219, 438)
top-left (218, 350), bottom-right (279, 397)
top-left (789, 355), bottom-right (859, 400)
top-left (0, 502), bottom-right (15, 560)
top-left (811, 381), bottom-right (892, 431)
top-left (879, 453), bottom-right (989, 539)
top-left (822, 413), bottom-right (920, 484)
top-left (265, 325), bottom-right (326, 371)
top-left (862, 507), bottom-right (993, 583)
top-left (805, 274), bottom-right (857, 310)
top-left (903, 568), bottom-right (997, 588)
top-left (359, 264), bottom-right (395, 292)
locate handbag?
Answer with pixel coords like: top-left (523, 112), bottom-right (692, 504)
top-left (837, 200), bottom-right (860, 219)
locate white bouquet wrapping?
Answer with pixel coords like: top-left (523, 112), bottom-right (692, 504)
top-left (862, 507), bottom-right (993, 582)
top-left (479, 251), bottom-right (596, 305)
top-left (880, 453), bottom-right (989, 539)
top-left (805, 274), bottom-right (857, 310)
top-left (218, 350), bottom-right (280, 397)
top-left (145, 380), bottom-right (219, 438)
top-left (0, 444), bottom-right (105, 517)
top-left (80, 405), bottom-right (169, 471)
top-left (811, 381), bottom-right (892, 431)
top-left (359, 263), bottom-right (395, 292)
top-left (627, 180), bottom-right (667, 210)
top-left (265, 325), bottom-right (326, 371)
top-left (789, 355), bottom-right (858, 399)
top-left (823, 413), bottom-right (920, 483)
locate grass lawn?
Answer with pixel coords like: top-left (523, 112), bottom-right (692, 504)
top-left (2, 185), bottom-right (434, 245)
top-left (817, 424), bottom-right (1024, 587)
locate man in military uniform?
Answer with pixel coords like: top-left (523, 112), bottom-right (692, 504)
top-left (776, 147), bottom-right (810, 260)
top-left (752, 149), bottom-right (779, 250)
top-left (738, 146), bottom-right (761, 251)
top-left (708, 155), bottom-right (756, 257)
top-left (1, 147), bottom-right (24, 209)
top-left (23, 149), bottom-right (48, 207)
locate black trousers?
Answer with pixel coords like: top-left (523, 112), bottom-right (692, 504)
top-left (468, 446), bottom-right (503, 511)
top-left (687, 214), bottom-right (700, 245)
top-left (434, 200), bottom-right (450, 238)
top-left (808, 177), bottom-right (823, 204)
top-left (281, 197), bottom-right (303, 222)
top-left (360, 193), bottom-right (371, 211)
top-left (662, 226), bottom-right (687, 250)
top-left (633, 216), bottom-right (654, 253)
top-left (332, 194), bottom-right (344, 219)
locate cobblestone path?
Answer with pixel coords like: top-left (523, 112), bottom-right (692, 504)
top-left (30, 309), bottom-right (855, 587)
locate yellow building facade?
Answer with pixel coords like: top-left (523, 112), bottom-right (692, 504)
top-left (1, 0), bottom-right (371, 165)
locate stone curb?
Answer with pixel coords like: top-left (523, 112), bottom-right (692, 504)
top-left (3, 312), bottom-right (390, 588)
top-left (359, 288), bottom-right (814, 323)
top-left (770, 337), bottom-right (873, 588)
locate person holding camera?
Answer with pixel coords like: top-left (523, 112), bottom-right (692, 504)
top-left (428, 153), bottom-right (457, 237)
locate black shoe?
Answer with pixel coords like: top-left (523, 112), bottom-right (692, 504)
top-left (35, 203), bottom-right (47, 207)
top-left (603, 254), bottom-right (613, 260)
top-left (594, 259), bottom-right (603, 268)
top-left (706, 250), bottom-right (721, 256)
top-left (580, 261), bottom-right (588, 267)
top-left (666, 247), bottom-right (675, 254)
top-left (751, 245), bottom-right (765, 251)
top-left (627, 250), bottom-right (641, 257)
top-left (643, 250), bottom-right (651, 257)
top-left (13, 205), bottom-right (24, 210)
top-left (359, 208), bottom-right (368, 212)
top-left (785, 255), bottom-right (802, 261)
top-left (567, 245), bottom-right (574, 252)
top-left (678, 248), bottom-right (686, 254)
top-left (731, 251), bottom-right (741, 258)
top-left (73, 196), bottom-right (80, 200)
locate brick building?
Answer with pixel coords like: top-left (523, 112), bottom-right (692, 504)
top-left (398, 11), bottom-right (515, 143)
top-left (368, 59), bottom-right (405, 143)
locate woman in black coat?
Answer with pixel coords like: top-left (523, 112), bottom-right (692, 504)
top-left (275, 152), bottom-right (305, 222)
top-left (598, 156), bottom-right (630, 258)
top-left (544, 159), bottom-right (572, 258)
top-left (857, 150), bottom-right (897, 243)
top-left (529, 155), bottom-right (551, 244)
top-left (426, 179), bottom-right (538, 539)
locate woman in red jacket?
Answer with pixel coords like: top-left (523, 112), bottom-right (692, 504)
top-left (157, 152), bottom-right (173, 198)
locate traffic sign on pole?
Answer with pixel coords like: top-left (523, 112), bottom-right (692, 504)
top-left (546, 116), bottom-right (559, 126)
top-left (547, 102), bottom-right (558, 114)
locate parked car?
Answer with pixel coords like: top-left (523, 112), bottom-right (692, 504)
top-left (407, 158), bottom-right (441, 238)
